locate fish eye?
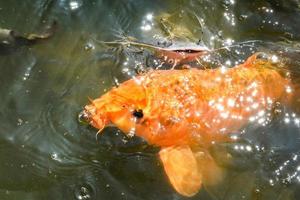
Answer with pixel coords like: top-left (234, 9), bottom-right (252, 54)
top-left (132, 109), bottom-right (143, 119)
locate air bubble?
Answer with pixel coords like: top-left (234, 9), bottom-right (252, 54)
top-left (75, 186), bottom-right (92, 200)
top-left (84, 43), bottom-right (95, 51)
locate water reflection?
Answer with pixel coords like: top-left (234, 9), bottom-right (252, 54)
top-left (0, 0), bottom-right (300, 199)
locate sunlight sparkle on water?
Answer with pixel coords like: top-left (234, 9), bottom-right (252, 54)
top-left (258, 110), bottom-right (265, 117)
top-left (69, 1), bottom-right (81, 10)
top-left (251, 102), bottom-right (259, 109)
top-left (271, 55), bottom-right (279, 63)
top-left (220, 66), bottom-right (227, 74)
top-left (225, 60), bottom-right (231, 66)
top-left (224, 38), bottom-right (234, 46)
top-left (295, 118), bottom-right (300, 126)
top-left (227, 98), bottom-right (235, 107)
top-left (286, 86), bottom-right (292, 93)
top-left (224, 12), bottom-right (236, 26)
top-left (146, 13), bottom-right (153, 20)
top-left (284, 117), bottom-right (290, 124)
top-left (233, 144), bottom-right (252, 152)
top-left (122, 68), bottom-right (129, 73)
top-left (260, 7), bottom-right (274, 13)
top-left (141, 24), bottom-right (152, 31)
top-left (141, 13), bottom-right (154, 31)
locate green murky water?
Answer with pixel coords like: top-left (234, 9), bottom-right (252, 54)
top-left (0, 0), bottom-right (300, 199)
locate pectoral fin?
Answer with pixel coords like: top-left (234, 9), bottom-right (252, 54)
top-left (159, 145), bottom-right (202, 197)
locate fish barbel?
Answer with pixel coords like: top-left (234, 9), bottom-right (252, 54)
top-left (82, 53), bottom-right (292, 196)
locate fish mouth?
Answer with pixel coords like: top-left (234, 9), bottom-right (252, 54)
top-left (78, 109), bottom-right (92, 125)
top-left (78, 105), bottom-right (96, 124)
top-left (79, 105), bottom-right (107, 131)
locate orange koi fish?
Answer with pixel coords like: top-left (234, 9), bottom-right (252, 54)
top-left (82, 53), bottom-right (291, 197)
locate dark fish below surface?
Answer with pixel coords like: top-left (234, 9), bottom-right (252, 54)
top-left (0, 21), bottom-right (56, 54)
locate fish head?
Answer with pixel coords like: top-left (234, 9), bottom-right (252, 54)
top-left (81, 78), bottom-right (147, 134)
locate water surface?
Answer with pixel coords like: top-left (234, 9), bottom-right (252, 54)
top-left (0, 0), bottom-right (300, 199)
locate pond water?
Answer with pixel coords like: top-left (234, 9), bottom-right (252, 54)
top-left (0, 0), bottom-right (300, 199)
